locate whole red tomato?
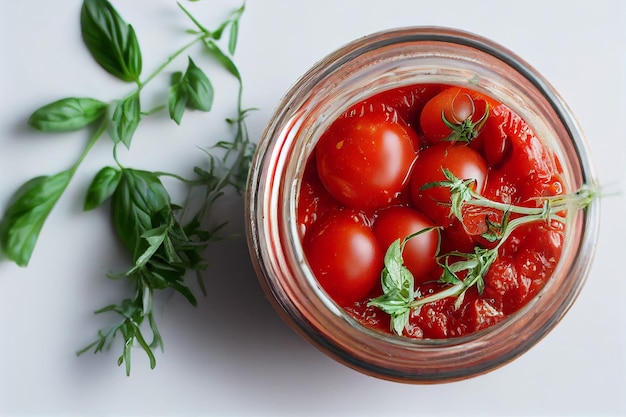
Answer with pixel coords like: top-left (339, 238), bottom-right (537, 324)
top-left (410, 143), bottom-right (488, 226)
top-left (420, 87), bottom-right (496, 144)
top-left (303, 210), bottom-right (383, 305)
top-left (373, 206), bottom-right (438, 282)
top-left (315, 112), bottom-right (418, 210)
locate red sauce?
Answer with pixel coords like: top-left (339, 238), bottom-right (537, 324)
top-left (298, 84), bottom-right (565, 339)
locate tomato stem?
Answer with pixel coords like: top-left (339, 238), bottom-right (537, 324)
top-left (441, 101), bottom-right (490, 143)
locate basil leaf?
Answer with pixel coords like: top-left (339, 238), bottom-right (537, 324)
top-left (0, 171), bottom-right (71, 266)
top-left (184, 57), bottom-right (213, 112)
top-left (28, 97), bottom-right (108, 132)
top-left (167, 59), bottom-right (213, 125)
top-left (111, 169), bottom-right (170, 253)
top-left (391, 310), bottom-right (410, 336)
top-left (110, 93), bottom-right (141, 148)
top-left (168, 72), bottom-right (187, 125)
top-left (80, 0), bottom-right (142, 83)
top-left (84, 166), bottom-right (122, 211)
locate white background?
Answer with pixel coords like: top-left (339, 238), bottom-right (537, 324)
top-left (1, 1), bottom-right (625, 416)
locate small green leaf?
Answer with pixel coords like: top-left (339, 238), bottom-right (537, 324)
top-left (81, 0), bottom-right (142, 82)
top-left (0, 171), bottom-right (71, 266)
top-left (184, 58), bottom-right (213, 111)
top-left (167, 59), bottom-right (213, 124)
top-left (391, 310), bottom-right (410, 336)
top-left (84, 166), bottom-right (122, 211)
top-left (204, 40), bottom-right (241, 80)
top-left (228, 19), bottom-right (239, 55)
top-left (28, 97), bottom-right (108, 132)
top-left (168, 79), bottom-right (187, 125)
top-left (226, 4), bottom-right (244, 53)
top-left (170, 71), bottom-right (183, 85)
top-left (129, 224), bottom-right (168, 273)
top-left (110, 93), bottom-right (141, 148)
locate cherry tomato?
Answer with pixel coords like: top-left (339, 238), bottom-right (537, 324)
top-left (410, 143), bottom-right (488, 226)
top-left (373, 206), bottom-right (438, 282)
top-left (303, 210), bottom-right (383, 305)
top-left (316, 111), bottom-right (418, 210)
top-left (420, 87), bottom-right (496, 144)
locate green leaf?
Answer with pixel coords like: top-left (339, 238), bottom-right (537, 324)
top-left (110, 93), bottom-right (141, 148)
top-left (167, 59), bottom-right (213, 124)
top-left (391, 310), bottom-right (410, 336)
top-left (204, 40), bottom-right (241, 80)
top-left (0, 171), bottom-right (71, 266)
top-left (80, 0), bottom-right (142, 82)
top-left (111, 169), bottom-right (170, 253)
top-left (228, 19), bottom-right (239, 55)
top-left (168, 77), bottom-right (187, 125)
top-left (184, 58), bottom-right (213, 111)
top-left (28, 97), bottom-right (108, 132)
top-left (84, 166), bottom-right (122, 211)
top-left (128, 224), bottom-right (169, 273)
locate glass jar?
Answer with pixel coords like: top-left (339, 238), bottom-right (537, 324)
top-left (245, 27), bottom-right (599, 383)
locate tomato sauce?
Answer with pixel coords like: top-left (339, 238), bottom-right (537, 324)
top-left (297, 84), bottom-right (565, 339)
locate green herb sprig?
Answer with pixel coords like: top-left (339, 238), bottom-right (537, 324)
top-left (0, 0), bottom-right (254, 375)
top-left (369, 170), bottom-right (597, 336)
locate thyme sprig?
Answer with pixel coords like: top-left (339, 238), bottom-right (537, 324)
top-left (369, 170), bottom-right (597, 336)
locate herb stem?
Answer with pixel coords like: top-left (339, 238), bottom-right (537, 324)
top-left (408, 283), bottom-right (464, 309)
top-left (138, 33), bottom-right (208, 91)
top-left (70, 119), bottom-right (108, 176)
top-left (464, 186), bottom-right (597, 217)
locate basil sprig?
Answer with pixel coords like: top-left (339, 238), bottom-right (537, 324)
top-left (0, 0), bottom-right (253, 375)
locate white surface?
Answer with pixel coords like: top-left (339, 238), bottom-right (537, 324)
top-left (1, 0), bottom-right (625, 416)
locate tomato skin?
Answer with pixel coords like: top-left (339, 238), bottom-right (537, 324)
top-left (410, 143), bottom-right (488, 226)
top-left (303, 210), bottom-right (383, 306)
top-left (480, 104), bottom-right (563, 204)
top-left (484, 222), bottom-right (564, 314)
top-left (373, 206), bottom-right (438, 282)
top-left (344, 299), bottom-right (391, 334)
top-left (315, 111), bottom-right (418, 210)
top-left (420, 87), bottom-right (497, 144)
top-left (406, 293), bottom-right (455, 339)
top-left (461, 298), bottom-right (505, 333)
